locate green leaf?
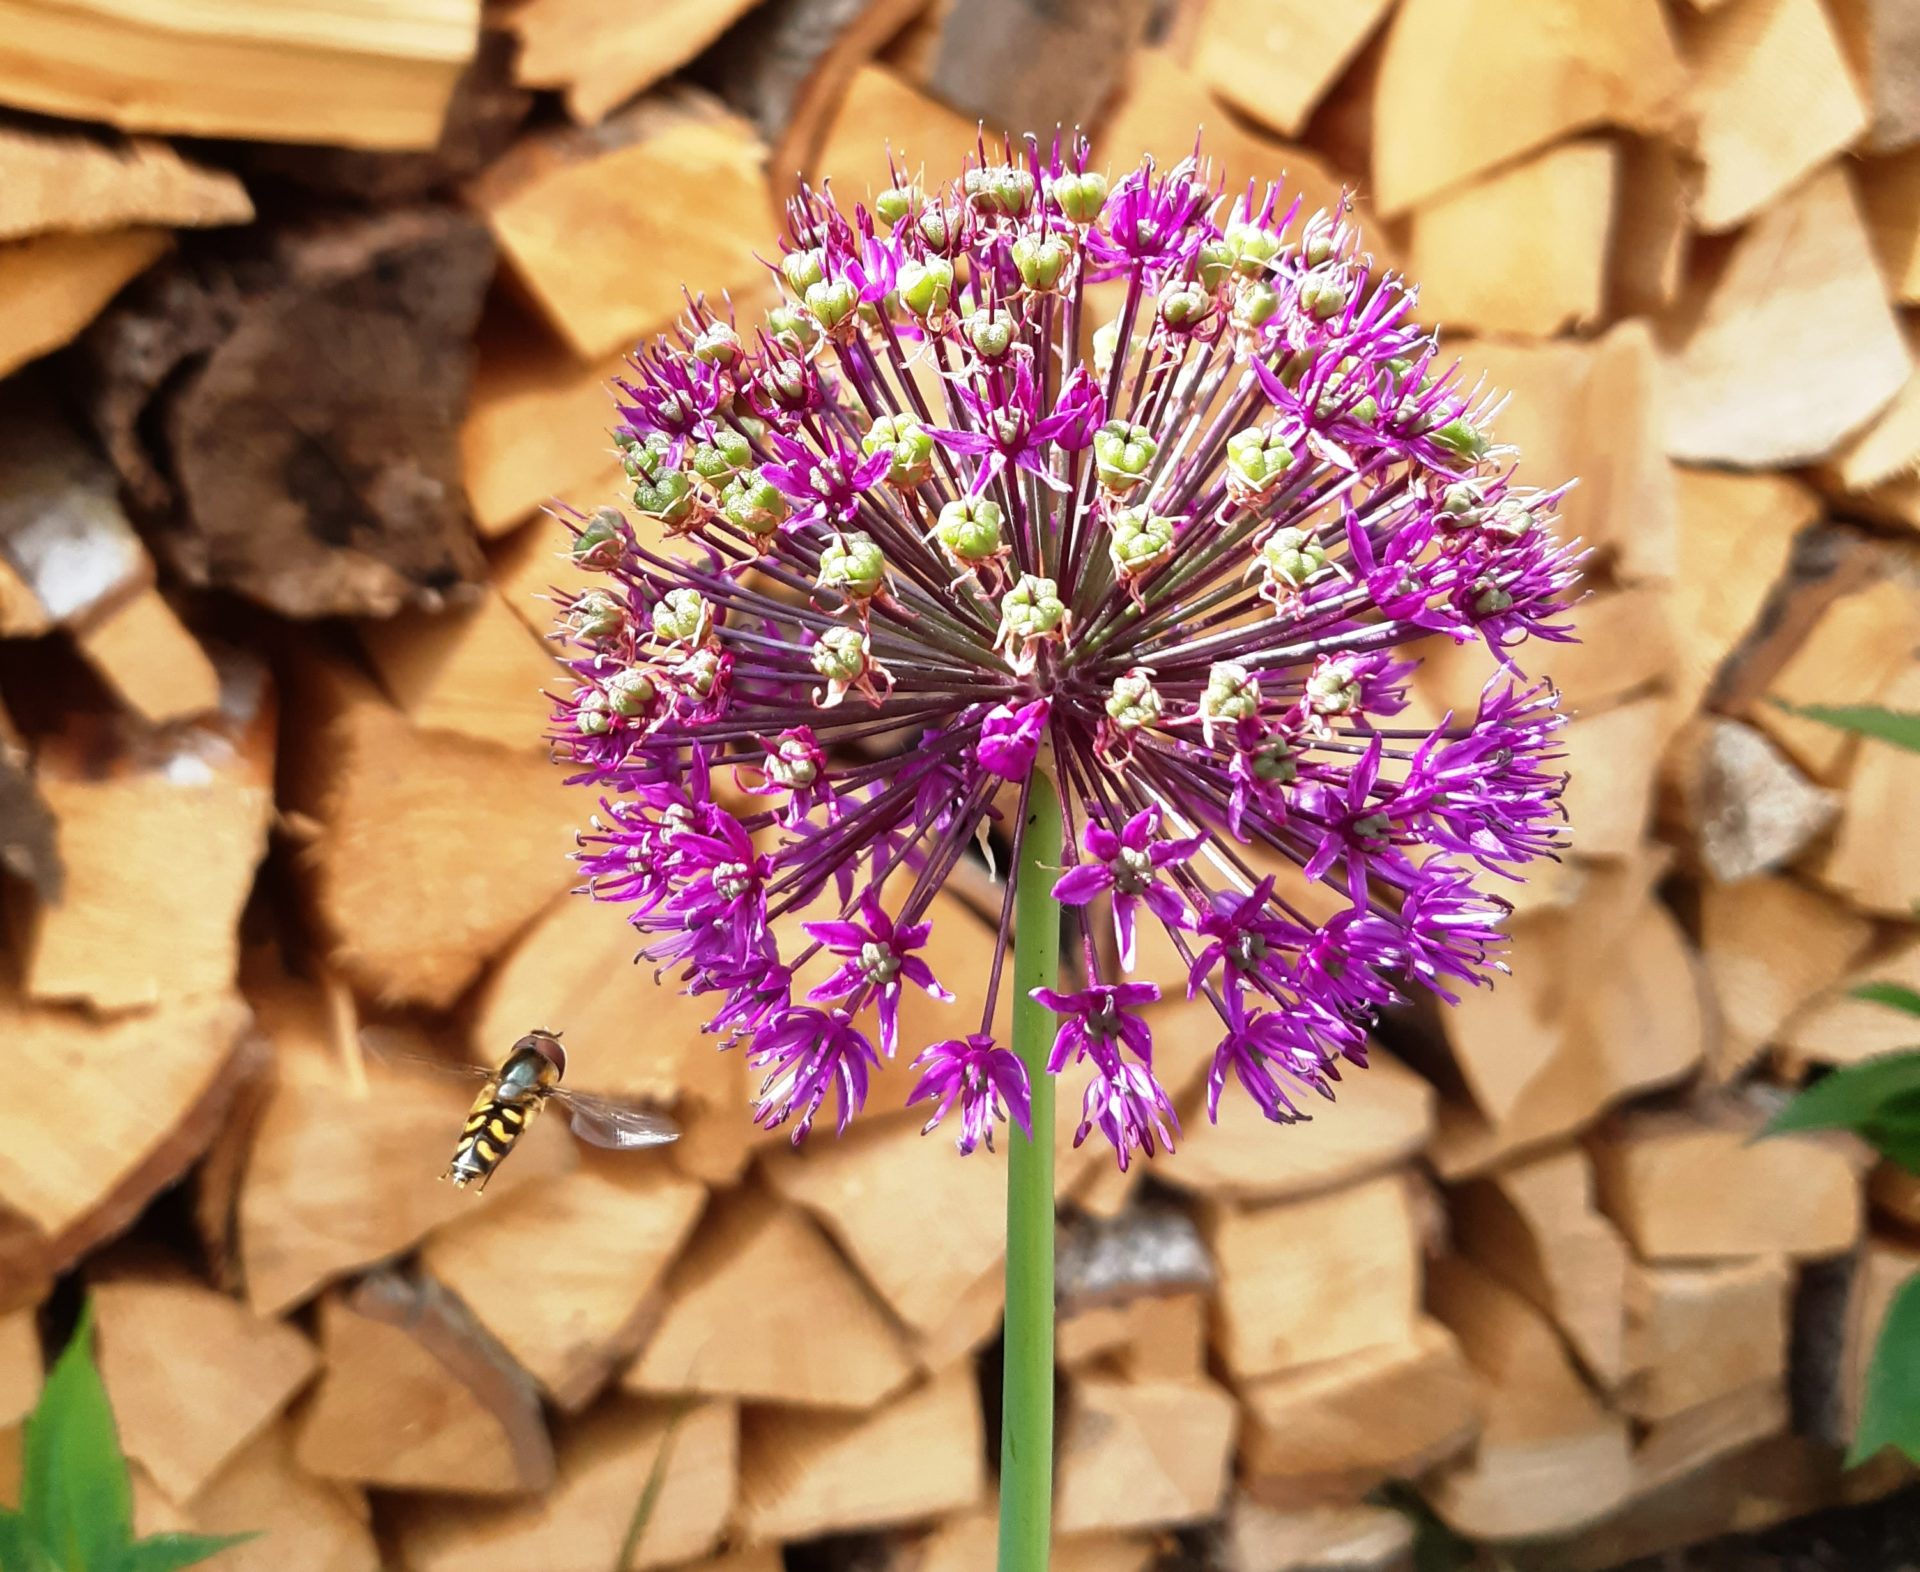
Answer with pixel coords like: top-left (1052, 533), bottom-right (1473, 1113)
top-left (0, 1507), bottom-right (56, 1572)
top-left (113, 1533), bottom-right (259, 1572)
top-left (1853, 981), bottom-right (1920, 1019)
top-left (1849, 1272), bottom-right (1920, 1467)
top-left (21, 1300), bottom-right (133, 1572)
top-left (1778, 702), bottom-right (1920, 754)
top-left (1766, 1052), bottom-right (1920, 1175)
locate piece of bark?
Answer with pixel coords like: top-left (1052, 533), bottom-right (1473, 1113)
top-left (513, 0), bottom-right (766, 123)
top-left (0, 123), bottom-right (250, 242)
top-left (1408, 140), bottom-right (1615, 336)
top-left (0, 0), bottom-right (480, 150)
top-left (1608, 135), bottom-right (1693, 318)
top-left (73, 588), bottom-right (223, 727)
top-left (191, 1021), bottom-right (276, 1295)
top-left (1453, 1146), bottom-right (1632, 1390)
top-left (809, 61), bottom-right (985, 204)
top-left (1621, 1257), bottom-right (1790, 1423)
top-left (92, 1268), bottom-right (318, 1507)
top-left (1164, 1049), bottom-right (1432, 1204)
top-left (237, 973), bottom-right (575, 1316)
top-left (76, 209), bottom-right (493, 618)
top-left (0, 702), bottom-right (59, 902)
top-left (420, 1159), bottom-right (704, 1411)
top-left (1660, 165), bottom-right (1911, 468)
top-left (1237, 1318), bottom-right (1479, 1508)
top-left (1860, 147), bottom-right (1920, 303)
top-left (184, 1423), bottom-right (379, 1572)
top-left (624, 1190), bottom-right (915, 1410)
top-left (0, 227), bottom-right (170, 381)
top-left (1053, 1375), bottom-right (1236, 1534)
top-left (1633, 1380), bottom-right (1791, 1494)
top-left (1054, 1199), bottom-right (1213, 1315)
top-left (1681, 0), bottom-right (1868, 232)
top-left (1190, 0), bottom-right (1393, 139)
top-left (1425, 1256), bottom-right (1634, 1542)
top-left (1781, 936), bottom-right (1920, 1068)
top-left (356, 587), bottom-right (561, 749)
top-left (1560, 697), bottom-right (1673, 862)
top-left (1225, 1497), bottom-right (1415, 1572)
top-left (736, 1366), bottom-right (984, 1542)
top-left (1371, 0), bottom-right (1684, 215)
top-left (1828, 0), bottom-right (1920, 152)
top-left (1205, 1174), bottom-right (1419, 1381)
top-left (714, 0), bottom-right (935, 197)
top-left (23, 663), bottom-right (272, 1009)
top-left (400, 1399), bottom-right (735, 1572)
top-left (295, 1271), bottom-right (554, 1495)
top-left (1590, 1110), bottom-right (1863, 1261)
top-left (919, 0), bottom-right (1153, 135)
top-left (1817, 663), bottom-right (1920, 916)
top-left (1665, 717), bottom-right (1840, 884)
top-left (470, 89), bottom-right (772, 362)
top-left (283, 658), bottom-right (578, 1009)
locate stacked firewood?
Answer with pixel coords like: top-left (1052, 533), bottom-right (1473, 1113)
top-left (1, 0), bottom-right (1919, 1568)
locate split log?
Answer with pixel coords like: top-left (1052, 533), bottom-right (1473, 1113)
top-left (1632, 1380), bottom-right (1791, 1493)
top-left (420, 1158), bottom-right (706, 1410)
top-left (487, 506), bottom-right (607, 642)
top-left (0, 123), bottom-right (251, 241)
top-left (469, 90), bottom-right (772, 362)
top-left (735, 1366), bottom-right (984, 1542)
top-left (910, 1511), bottom-right (1155, 1572)
top-left (624, 1190), bottom-right (916, 1410)
top-left (1053, 1374), bottom-right (1236, 1534)
top-left (0, 990), bottom-right (250, 1297)
top-left (1190, 0), bottom-right (1394, 139)
top-left (1662, 717), bottom-right (1840, 885)
top-left (809, 62), bottom-right (985, 204)
top-left (1608, 136), bottom-right (1692, 318)
top-left (509, 0), bottom-right (768, 124)
top-left (237, 974), bottom-right (575, 1316)
top-left (1370, 0), bottom-right (1683, 215)
top-left (1425, 585), bottom-right (1669, 719)
top-left (1872, 1163), bottom-right (1920, 1229)
top-left (75, 208), bottom-right (494, 618)
top-left (0, 228), bottom-right (170, 380)
top-left (92, 1268), bottom-right (318, 1507)
top-left (1408, 140), bottom-right (1615, 336)
top-left (294, 1271), bottom-right (554, 1495)
top-left (356, 588), bottom-right (562, 750)
top-left (0, 0), bottom-right (480, 150)
top-left (1453, 1146), bottom-right (1631, 1390)
top-left (1165, 1049), bottom-right (1433, 1205)
top-left (398, 1399), bottom-right (735, 1572)
top-left (1860, 148), bottom-right (1920, 303)
top-left (1204, 1174), bottom-right (1420, 1381)
top-left (1781, 936), bottom-right (1920, 1067)
top-left (1829, 0), bottom-right (1920, 152)
top-left (185, 1423), bottom-right (379, 1572)
top-left (1582, 321), bottom-right (1678, 584)
top-left (0, 1310), bottom-right (37, 1431)
top-left (1680, 0), bottom-right (1867, 232)
top-left (1698, 875), bottom-right (1873, 1078)
top-left (1660, 164), bottom-right (1911, 468)
top-left (1559, 697), bottom-right (1673, 861)
top-left (1840, 1238), bottom-right (1920, 1441)
top-left (283, 658), bottom-right (579, 1009)
top-left (1113, 1291), bottom-right (1208, 1383)
top-left (762, 1110), bottom-right (1004, 1366)
top-left (1620, 1256), bottom-right (1790, 1423)
top-left (73, 589), bottom-right (224, 727)
top-left (1425, 1256), bottom-right (1634, 1542)
top-left (0, 703), bottom-right (58, 903)
top-left (1825, 333), bottom-right (1920, 493)
top-left (1237, 1318), bottom-right (1479, 1507)
top-left (1589, 1109), bottom-right (1863, 1261)
top-left (1225, 1497), bottom-right (1414, 1572)
top-left (1816, 663), bottom-right (1920, 916)
top-left (917, 0), bottom-right (1152, 135)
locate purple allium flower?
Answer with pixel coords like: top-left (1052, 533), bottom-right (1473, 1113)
top-left (548, 134), bottom-right (1578, 1161)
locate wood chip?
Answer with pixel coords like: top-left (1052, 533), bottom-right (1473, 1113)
top-left (1561, 697), bottom-right (1674, 861)
top-left (356, 588), bottom-right (562, 749)
top-left (1609, 136), bottom-right (1694, 318)
top-left (1860, 148), bottom-right (1920, 304)
top-left (1226, 1497), bottom-right (1414, 1572)
top-left (1665, 716), bottom-right (1840, 883)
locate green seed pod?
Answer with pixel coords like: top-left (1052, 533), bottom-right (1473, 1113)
top-left (719, 471), bottom-right (790, 537)
top-left (620, 430), bottom-right (673, 481)
top-left (676, 646), bottom-right (723, 700)
top-left (568, 589), bottom-right (626, 641)
top-left (766, 304), bottom-right (821, 353)
top-left (1092, 320), bottom-right (1123, 380)
top-left (1051, 169), bottom-right (1108, 224)
top-left (1011, 234), bottom-right (1071, 292)
top-left (874, 185), bottom-right (919, 228)
top-left (1473, 581), bottom-right (1515, 617)
top-left (1299, 273), bottom-right (1348, 321)
top-left (1093, 420), bottom-right (1158, 493)
top-left (899, 257), bottom-right (954, 320)
top-left (652, 587), bottom-right (712, 647)
top-left (1226, 220), bottom-right (1282, 272)
top-left (1200, 661), bottom-right (1261, 727)
top-left (817, 531), bottom-right (888, 599)
top-left (688, 429), bottom-right (751, 483)
top-left (1159, 282), bottom-right (1212, 329)
top-left (572, 506), bottom-right (626, 568)
top-left (692, 322), bottom-right (742, 366)
top-left (1226, 426), bottom-right (1295, 491)
top-left (999, 573), bottom-right (1066, 640)
top-left (965, 308), bottom-right (1016, 361)
top-left (1108, 507), bottom-right (1175, 576)
top-left (966, 164), bottom-right (1036, 217)
top-left (811, 624), bottom-right (869, 682)
top-left (1275, 346), bottom-right (1317, 389)
top-left (1196, 236), bottom-right (1239, 292)
top-left (1259, 526), bottom-right (1327, 592)
top-left (862, 414), bottom-right (934, 489)
top-left (575, 689), bottom-right (613, 736)
top-left (1232, 281), bottom-right (1282, 331)
top-left (1483, 497), bottom-right (1535, 539)
top-left (935, 497), bottom-right (1005, 563)
top-left (767, 734), bottom-right (818, 788)
top-left (1440, 480), bottom-right (1486, 519)
top-left (781, 248), bottom-right (825, 293)
top-left (1431, 417), bottom-right (1490, 463)
top-left (632, 467), bottom-right (695, 526)
top-left (805, 278), bottom-right (859, 331)
top-left (1105, 670), bottom-right (1163, 731)
top-left (605, 666), bottom-right (657, 718)
top-left (1252, 740), bottom-right (1297, 784)
top-left (1306, 662), bottom-right (1361, 715)
top-left (917, 206), bottom-right (952, 251)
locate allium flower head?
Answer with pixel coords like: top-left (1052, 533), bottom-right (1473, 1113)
top-left (547, 133), bottom-right (1577, 1165)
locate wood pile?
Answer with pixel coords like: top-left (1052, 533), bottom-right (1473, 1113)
top-left (1, 0), bottom-right (1919, 1568)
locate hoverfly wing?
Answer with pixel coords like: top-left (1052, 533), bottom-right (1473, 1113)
top-left (556, 1089), bottom-right (680, 1149)
top-left (359, 1027), bottom-right (498, 1085)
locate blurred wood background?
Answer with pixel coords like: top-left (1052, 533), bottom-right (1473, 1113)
top-left (1, 0), bottom-right (1919, 1568)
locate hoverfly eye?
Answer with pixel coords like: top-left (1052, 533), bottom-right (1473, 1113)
top-left (524, 1032), bottom-right (567, 1076)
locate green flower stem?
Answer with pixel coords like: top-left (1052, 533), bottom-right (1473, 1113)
top-left (999, 766), bottom-right (1063, 1572)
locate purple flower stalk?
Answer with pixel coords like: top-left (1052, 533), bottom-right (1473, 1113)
top-left (547, 134), bottom-right (1577, 1165)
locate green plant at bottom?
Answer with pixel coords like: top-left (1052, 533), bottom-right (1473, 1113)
top-left (0, 1302), bottom-right (254, 1572)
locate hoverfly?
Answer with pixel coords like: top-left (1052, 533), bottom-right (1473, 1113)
top-left (369, 1028), bottom-right (678, 1190)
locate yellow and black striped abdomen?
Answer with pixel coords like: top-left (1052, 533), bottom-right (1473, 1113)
top-left (445, 1087), bottom-right (541, 1190)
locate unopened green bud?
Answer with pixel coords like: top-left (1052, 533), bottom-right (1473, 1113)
top-left (806, 278), bottom-right (859, 330)
top-left (1233, 281), bottom-right (1282, 331)
top-left (1000, 574), bottom-right (1065, 641)
top-left (1226, 221), bottom-right (1282, 272)
top-left (1196, 237), bottom-right (1238, 292)
top-left (692, 322), bottom-right (741, 366)
top-left (1307, 662), bottom-right (1361, 715)
top-left (572, 507), bottom-right (625, 568)
top-left (766, 304), bottom-right (820, 353)
top-left (1260, 526), bottom-right (1326, 592)
top-left (1473, 581), bottom-right (1514, 617)
top-left (768, 736), bottom-right (817, 788)
top-left (1252, 740), bottom-right (1297, 784)
top-left (1483, 497), bottom-right (1536, 539)
top-left (1201, 661), bottom-right (1261, 727)
top-left (781, 248), bottom-right (825, 293)
top-left (1093, 420), bottom-right (1157, 492)
top-left (966, 164), bottom-right (1035, 217)
top-left (720, 471), bottom-right (789, 537)
top-left (1303, 225), bottom-right (1338, 268)
top-left (1108, 508), bottom-right (1175, 576)
top-left (1159, 282), bottom-right (1212, 329)
top-left (1441, 481), bottom-right (1486, 519)
top-left (1300, 273), bottom-right (1347, 321)
top-left (1431, 416), bottom-right (1490, 463)
top-left (676, 646), bottom-right (723, 700)
top-left (1052, 169), bottom-right (1108, 224)
top-left (1011, 234), bottom-right (1070, 292)
top-left (1348, 394), bottom-right (1379, 425)
top-left (899, 257), bottom-right (954, 320)
top-left (1105, 670), bottom-right (1163, 731)
top-left (569, 589), bottom-right (626, 641)
top-left (652, 587), bottom-right (712, 646)
top-left (689, 428), bottom-right (752, 483)
top-left (817, 531), bottom-right (888, 599)
top-left (632, 466), bottom-right (695, 526)
top-left (605, 666), bottom-right (657, 717)
top-left (917, 206), bottom-right (952, 251)
top-left (575, 689), bottom-right (612, 736)
top-left (620, 429), bottom-right (672, 481)
top-left (875, 185), bottom-right (918, 228)
top-left (1226, 425), bottom-right (1294, 490)
top-left (862, 414), bottom-right (934, 488)
top-left (811, 624), bottom-right (868, 682)
top-left (965, 308), bottom-right (1016, 360)
top-left (935, 497), bottom-right (1005, 563)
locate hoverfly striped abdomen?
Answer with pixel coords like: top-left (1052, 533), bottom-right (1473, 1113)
top-left (445, 1084), bottom-right (541, 1191)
